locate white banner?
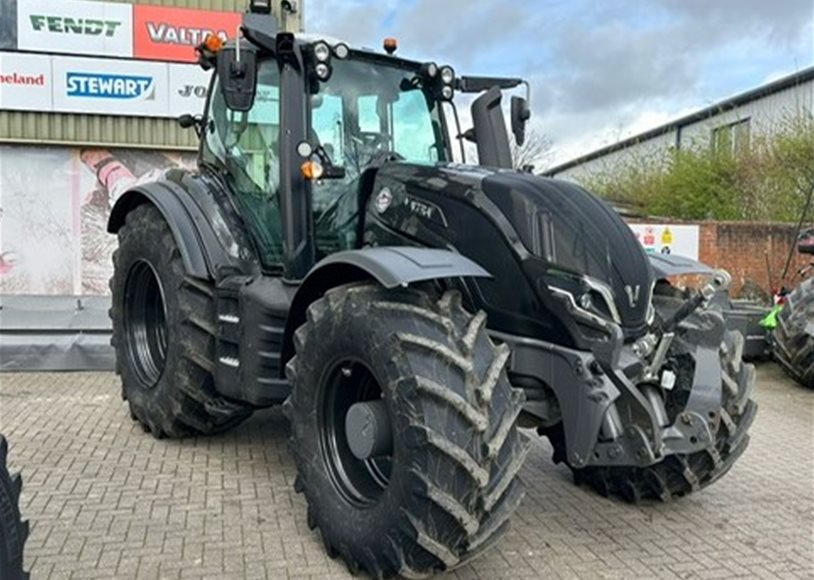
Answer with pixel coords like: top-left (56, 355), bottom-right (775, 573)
top-left (168, 64), bottom-right (212, 118)
top-left (629, 224), bottom-right (700, 260)
top-left (0, 52), bottom-right (53, 112)
top-left (17, 0), bottom-right (133, 58)
top-left (52, 57), bottom-right (169, 118)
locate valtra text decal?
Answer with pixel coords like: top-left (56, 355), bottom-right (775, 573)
top-left (146, 23), bottom-right (227, 47)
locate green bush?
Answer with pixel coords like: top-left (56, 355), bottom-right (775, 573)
top-left (581, 115), bottom-right (814, 222)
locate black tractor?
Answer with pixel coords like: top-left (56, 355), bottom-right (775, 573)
top-left (108, 4), bottom-right (757, 578)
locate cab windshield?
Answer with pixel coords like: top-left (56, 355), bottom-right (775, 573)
top-left (311, 57), bottom-right (448, 171)
top-left (309, 57), bottom-right (449, 255)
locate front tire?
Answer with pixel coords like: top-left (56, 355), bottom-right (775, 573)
top-left (110, 204), bottom-right (252, 438)
top-left (285, 284), bottom-right (530, 578)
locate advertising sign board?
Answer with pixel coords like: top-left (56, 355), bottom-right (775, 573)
top-left (168, 63), bottom-right (212, 117)
top-left (0, 52), bottom-right (53, 112)
top-left (133, 5), bottom-right (242, 63)
top-left (17, 0), bottom-right (134, 58)
top-left (628, 224), bottom-right (700, 260)
top-left (52, 57), bottom-right (168, 118)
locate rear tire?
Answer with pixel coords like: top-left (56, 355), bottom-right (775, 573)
top-left (0, 436), bottom-right (29, 580)
top-left (544, 305), bottom-right (757, 502)
top-left (772, 278), bottom-right (814, 388)
top-left (285, 284), bottom-right (530, 578)
top-left (110, 204), bottom-right (253, 438)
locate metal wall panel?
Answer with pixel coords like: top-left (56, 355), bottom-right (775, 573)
top-left (0, 111), bottom-right (199, 150)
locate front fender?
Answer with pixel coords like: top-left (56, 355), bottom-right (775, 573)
top-left (316, 247), bottom-right (491, 289)
top-left (281, 247), bottom-right (491, 367)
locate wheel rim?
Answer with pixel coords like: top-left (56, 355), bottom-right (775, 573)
top-left (123, 260), bottom-right (169, 388)
top-left (319, 359), bottom-right (393, 508)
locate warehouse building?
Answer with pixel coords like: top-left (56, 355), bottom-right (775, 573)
top-left (547, 67), bottom-right (814, 183)
top-left (0, 0), bottom-right (302, 369)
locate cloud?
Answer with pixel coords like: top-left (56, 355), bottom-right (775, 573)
top-left (306, 0), bottom-right (814, 165)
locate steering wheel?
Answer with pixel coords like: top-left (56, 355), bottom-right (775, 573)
top-left (354, 132), bottom-right (391, 151)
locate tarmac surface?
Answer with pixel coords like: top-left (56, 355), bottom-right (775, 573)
top-left (0, 363), bottom-right (811, 579)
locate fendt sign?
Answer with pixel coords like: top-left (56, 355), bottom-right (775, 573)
top-left (17, 0), bottom-right (134, 57)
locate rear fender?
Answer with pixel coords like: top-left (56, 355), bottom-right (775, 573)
top-left (107, 175), bottom-right (256, 280)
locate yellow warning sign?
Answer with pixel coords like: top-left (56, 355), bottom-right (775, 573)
top-left (661, 227), bottom-right (673, 246)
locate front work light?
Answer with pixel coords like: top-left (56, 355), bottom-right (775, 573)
top-left (421, 62), bottom-right (439, 79)
top-left (334, 43), bottom-right (350, 60)
top-left (441, 66), bottom-right (455, 85)
top-left (315, 63), bottom-right (332, 80)
top-left (314, 42), bottom-right (331, 63)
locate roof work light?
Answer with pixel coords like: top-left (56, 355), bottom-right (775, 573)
top-left (249, 0), bottom-right (272, 14)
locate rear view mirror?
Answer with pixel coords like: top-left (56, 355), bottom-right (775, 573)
top-left (470, 87), bottom-right (513, 169)
top-left (217, 43), bottom-right (258, 112)
top-left (511, 96), bottom-right (531, 147)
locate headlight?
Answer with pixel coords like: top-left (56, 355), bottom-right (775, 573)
top-left (314, 42), bottom-right (331, 62)
top-left (543, 273), bottom-right (622, 326)
top-left (441, 85), bottom-right (454, 100)
top-left (440, 66), bottom-right (455, 85)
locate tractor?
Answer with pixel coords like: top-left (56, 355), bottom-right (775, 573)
top-left (770, 228), bottom-right (814, 388)
top-left (107, 3), bottom-right (757, 577)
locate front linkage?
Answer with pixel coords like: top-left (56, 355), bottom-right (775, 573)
top-left (502, 271), bottom-right (758, 501)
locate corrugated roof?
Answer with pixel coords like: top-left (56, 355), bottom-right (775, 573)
top-left (546, 66), bottom-right (814, 176)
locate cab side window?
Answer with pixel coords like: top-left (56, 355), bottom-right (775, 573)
top-left (203, 61), bottom-right (283, 268)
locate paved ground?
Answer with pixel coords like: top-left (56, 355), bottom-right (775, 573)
top-left (0, 364), bottom-right (811, 580)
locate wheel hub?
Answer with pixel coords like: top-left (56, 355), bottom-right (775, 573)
top-left (320, 360), bottom-right (393, 507)
top-left (123, 260), bottom-right (168, 388)
top-left (345, 400), bottom-right (393, 461)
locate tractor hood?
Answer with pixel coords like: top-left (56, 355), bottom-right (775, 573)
top-left (365, 162), bottom-right (655, 341)
top-left (480, 172), bottom-right (654, 332)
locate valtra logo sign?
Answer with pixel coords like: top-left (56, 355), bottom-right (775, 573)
top-left (134, 5), bottom-right (242, 63)
top-left (67, 72), bottom-right (155, 100)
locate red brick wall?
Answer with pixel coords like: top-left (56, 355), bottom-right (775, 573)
top-left (628, 219), bottom-right (810, 297)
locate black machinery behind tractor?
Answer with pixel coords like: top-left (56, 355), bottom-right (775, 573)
top-left (108, 4), bottom-right (757, 577)
top-left (771, 229), bottom-right (814, 388)
top-left (0, 435), bottom-right (29, 580)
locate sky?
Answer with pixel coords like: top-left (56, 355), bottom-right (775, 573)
top-left (306, 0), bottom-right (814, 167)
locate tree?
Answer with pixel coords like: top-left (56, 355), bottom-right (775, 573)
top-left (511, 128), bottom-right (553, 172)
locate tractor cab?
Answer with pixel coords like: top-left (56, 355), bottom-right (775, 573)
top-left (197, 6), bottom-right (529, 281)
